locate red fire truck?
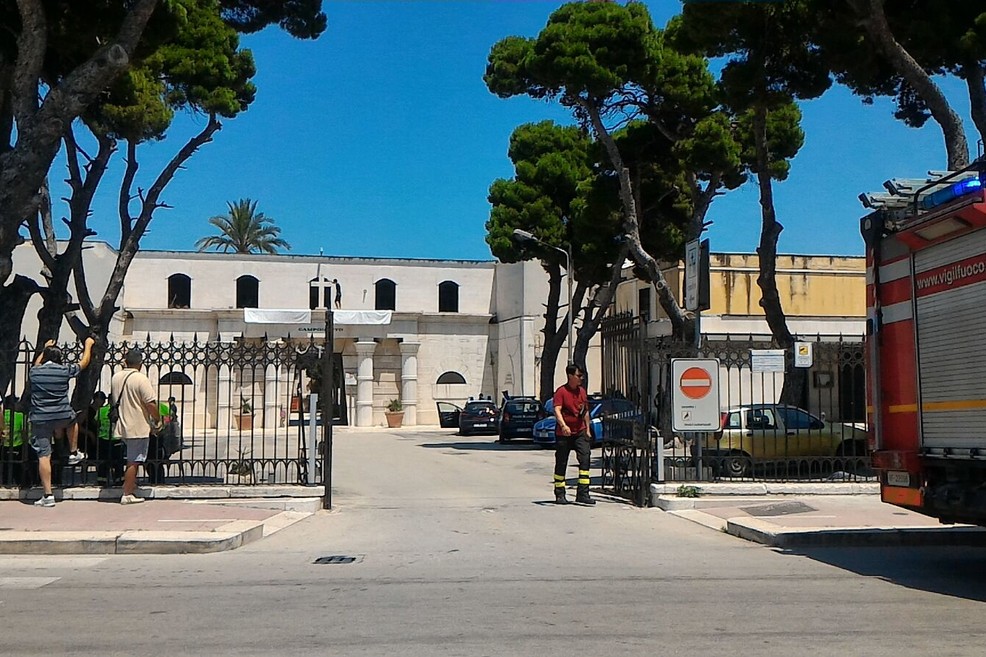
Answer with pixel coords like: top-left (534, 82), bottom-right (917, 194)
top-left (862, 161), bottom-right (986, 525)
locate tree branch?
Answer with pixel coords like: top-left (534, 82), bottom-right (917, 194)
top-left (964, 60), bottom-right (986, 147)
top-left (850, 0), bottom-right (969, 168)
top-left (100, 114), bottom-right (222, 322)
top-left (12, 0), bottom-right (45, 125)
top-left (579, 96), bottom-right (687, 337)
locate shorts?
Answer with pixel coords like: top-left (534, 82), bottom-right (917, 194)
top-left (124, 438), bottom-right (150, 464)
top-left (30, 418), bottom-right (73, 458)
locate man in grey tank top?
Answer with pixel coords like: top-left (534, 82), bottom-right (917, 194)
top-left (28, 337), bottom-right (95, 507)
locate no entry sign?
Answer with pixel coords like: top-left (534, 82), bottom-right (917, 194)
top-left (671, 358), bottom-right (721, 432)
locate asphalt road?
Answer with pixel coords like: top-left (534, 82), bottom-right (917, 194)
top-left (2, 428), bottom-right (986, 656)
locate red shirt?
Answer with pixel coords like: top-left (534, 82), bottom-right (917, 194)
top-left (553, 384), bottom-right (588, 436)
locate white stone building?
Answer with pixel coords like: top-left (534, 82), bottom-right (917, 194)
top-left (13, 242), bottom-right (600, 427)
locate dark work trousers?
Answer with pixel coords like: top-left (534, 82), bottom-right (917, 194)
top-left (554, 430), bottom-right (591, 484)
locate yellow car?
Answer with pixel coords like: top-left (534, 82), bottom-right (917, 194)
top-left (701, 404), bottom-right (868, 478)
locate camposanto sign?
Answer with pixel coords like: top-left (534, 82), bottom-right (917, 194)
top-left (671, 358), bottom-right (721, 432)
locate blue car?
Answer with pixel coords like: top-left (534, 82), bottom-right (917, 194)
top-left (532, 398), bottom-right (640, 448)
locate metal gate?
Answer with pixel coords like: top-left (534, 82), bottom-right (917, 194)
top-left (599, 313), bottom-right (653, 505)
top-left (1, 335), bottom-right (342, 489)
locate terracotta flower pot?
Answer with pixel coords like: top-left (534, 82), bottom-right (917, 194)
top-left (385, 411), bottom-right (404, 428)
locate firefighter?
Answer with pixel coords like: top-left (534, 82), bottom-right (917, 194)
top-left (552, 363), bottom-right (594, 505)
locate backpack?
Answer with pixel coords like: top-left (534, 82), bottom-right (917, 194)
top-left (109, 371), bottom-right (136, 426)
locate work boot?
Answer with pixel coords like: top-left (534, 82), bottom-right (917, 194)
top-left (575, 485), bottom-right (595, 505)
top-left (554, 487), bottom-right (569, 504)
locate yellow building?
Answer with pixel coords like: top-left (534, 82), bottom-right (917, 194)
top-left (616, 252), bottom-right (866, 339)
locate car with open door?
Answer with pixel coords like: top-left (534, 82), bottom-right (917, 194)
top-left (436, 401), bottom-right (461, 429)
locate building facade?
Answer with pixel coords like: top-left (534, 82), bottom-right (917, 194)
top-left (14, 243), bottom-right (598, 427)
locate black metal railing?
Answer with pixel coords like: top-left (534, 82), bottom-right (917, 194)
top-left (599, 312), bottom-right (872, 489)
top-left (1, 336), bottom-right (332, 488)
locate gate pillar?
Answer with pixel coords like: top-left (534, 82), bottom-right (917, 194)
top-left (354, 340), bottom-right (377, 427)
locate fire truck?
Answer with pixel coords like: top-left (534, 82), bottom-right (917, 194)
top-left (861, 159), bottom-right (986, 525)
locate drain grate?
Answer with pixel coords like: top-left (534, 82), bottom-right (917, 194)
top-left (313, 555), bottom-right (360, 565)
top-left (740, 501), bottom-right (817, 517)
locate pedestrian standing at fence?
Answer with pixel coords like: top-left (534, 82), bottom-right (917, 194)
top-left (552, 363), bottom-right (594, 505)
top-left (111, 348), bottom-right (161, 505)
top-left (27, 337), bottom-right (95, 507)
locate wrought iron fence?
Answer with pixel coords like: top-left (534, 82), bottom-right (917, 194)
top-left (655, 334), bottom-right (870, 484)
top-left (599, 312), bottom-right (871, 492)
top-left (1, 336), bottom-right (330, 489)
top-left (598, 313), bottom-right (653, 505)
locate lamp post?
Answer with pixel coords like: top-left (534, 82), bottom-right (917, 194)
top-left (512, 229), bottom-right (574, 366)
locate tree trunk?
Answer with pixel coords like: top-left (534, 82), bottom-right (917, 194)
top-left (71, 330), bottom-right (111, 411)
top-left (580, 98), bottom-right (688, 338)
top-left (852, 0), bottom-right (969, 169)
top-left (751, 106), bottom-right (805, 404)
top-left (0, 0), bottom-right (159, 286)
top-left (538, 263), bottom-right (565, 403)
top-left (964, 61), bottom-right (986, 149)
top-left (0, 275), bottom-right (40, 397)
top-left (573, 246), bottom-right (627, 393)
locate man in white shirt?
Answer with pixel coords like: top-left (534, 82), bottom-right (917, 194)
top-left (110, 349), bottom-right (161, 505)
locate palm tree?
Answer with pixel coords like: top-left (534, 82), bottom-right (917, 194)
top-left (195, 199), bottom-right (292, 254)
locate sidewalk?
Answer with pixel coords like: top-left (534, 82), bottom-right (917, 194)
top-left (0, 486), bottom-right (321, 555)
top-left (652, 483), bottom-right (986, 547)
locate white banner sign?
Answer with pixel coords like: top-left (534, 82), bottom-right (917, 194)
top-left (750, 349), bottom-right (785, 373)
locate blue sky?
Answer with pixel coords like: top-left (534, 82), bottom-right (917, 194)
top-left (68, 1), bottom-right (980, 261)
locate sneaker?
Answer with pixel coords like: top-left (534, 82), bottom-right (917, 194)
top-left (33, 495), bottom-right (56, 508)
top-left (120, 494), bottom-right (145, 505)
top-left (67, 451), bottom-right (86, 465)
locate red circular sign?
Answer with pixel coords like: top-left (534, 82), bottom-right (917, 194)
top-left (680, 367), bottom-right (712, 400)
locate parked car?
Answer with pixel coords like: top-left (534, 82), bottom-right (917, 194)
top-left (701, 404), bottom-right (868, 477)
top-left (498, 397), bottom-right (541, 442)
top-left (532, 398), bottom-right (639, 448)
top-left (457, 400), bottom-right (500, 436)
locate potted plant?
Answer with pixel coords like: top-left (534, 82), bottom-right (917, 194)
top-left (227, 448), bottom-right (255, 484)
top-left (234, 396), bottom-right (254, 431)
top-left (385, 398), bottom-right (404, 428)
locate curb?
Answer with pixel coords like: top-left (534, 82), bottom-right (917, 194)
top-left (0, 508), bottom-right (313, 555)
top-left (650, 482), bottom-right (879, 505)
top-left (0, 485), bottom-right (326, 503)
top-left (724, 517), bottom-right (986, 548)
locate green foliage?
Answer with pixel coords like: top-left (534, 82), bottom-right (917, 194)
top-left (807, 0), bottom-right (985, 131)
top-left (85, 0), bottom-right (258, 142)
top-left (387, 399), bottom-right (403, 413)
top-left (486, 121), bottom-right (592, 269)
top-left (676, 484), bottom-right (702, 498)
top-left (485, 2), bottom-right (727, 269)
top-left (195, 199), bottom-right (291, 254)
top-left (671, 2), bottom-right (820, 182)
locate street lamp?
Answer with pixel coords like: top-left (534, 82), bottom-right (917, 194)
top-left (512, 228), bottom-right (574, 366)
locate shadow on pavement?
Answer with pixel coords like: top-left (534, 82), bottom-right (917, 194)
top-left (780, 545), bottom-right (986, 602)
top-left (419, 440), bottom-right (538, 451)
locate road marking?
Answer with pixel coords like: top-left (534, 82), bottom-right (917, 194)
top-left (0, 556), bottom-right (108, 570)
top-left (0, 577), bottom-right (59, 589)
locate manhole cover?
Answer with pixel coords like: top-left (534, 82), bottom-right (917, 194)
top-left (313, 555), bottom-right (361, 565)
top-left (740, 501), bottom-right (817, 517)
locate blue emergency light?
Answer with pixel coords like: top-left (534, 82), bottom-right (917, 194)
top-left (919, 176), bottom-right (984, 211)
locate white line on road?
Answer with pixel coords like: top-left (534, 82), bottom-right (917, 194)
top-left (0, 577), bottom-right (59, 589)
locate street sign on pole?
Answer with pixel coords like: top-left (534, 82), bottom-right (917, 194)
top-left (684, 238), bottom-right (710, 312)
top-left (671, 358), bottom-right (721, 432)
top-left (795, 342), bottom-right (813, 368)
